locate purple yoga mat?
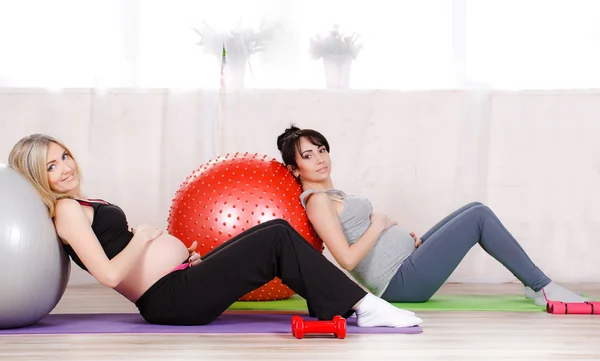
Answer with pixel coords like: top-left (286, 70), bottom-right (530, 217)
top-left (0, 313), bottom-right (422, 335)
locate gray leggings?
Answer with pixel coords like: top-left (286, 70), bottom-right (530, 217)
top-left (381, 202), bottom-right (551, 302)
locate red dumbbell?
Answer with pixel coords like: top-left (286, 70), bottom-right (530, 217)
top-left (547, 301), bottom-right (600, 314)
top-left (291, 315), bottom-right (347, 339)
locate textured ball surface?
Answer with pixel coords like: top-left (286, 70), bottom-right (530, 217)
top-left (0, 164), bottom-right (71, 329)
top-left (167, 152), bottom-right (323, 301)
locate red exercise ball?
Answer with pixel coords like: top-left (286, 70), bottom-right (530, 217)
top-left (167, 152), bottom-right (323, 301)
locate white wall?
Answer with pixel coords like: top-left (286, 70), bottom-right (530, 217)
top-left (1, 88), bottom-right (598, 286)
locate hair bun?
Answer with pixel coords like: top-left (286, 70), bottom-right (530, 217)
top-left (276, 125), bottom-right (300, 152)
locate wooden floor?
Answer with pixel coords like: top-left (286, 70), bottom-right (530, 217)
top-left (1, 283), bottom-right (599, 360)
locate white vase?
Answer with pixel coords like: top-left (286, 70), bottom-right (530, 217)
top-left (322, 55), bottom-right (353, 89)
top-left (222, 58), bottom-right (247, 89)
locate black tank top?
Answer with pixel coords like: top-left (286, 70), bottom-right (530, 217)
top-left (62, 199), bottom-right (134, 271)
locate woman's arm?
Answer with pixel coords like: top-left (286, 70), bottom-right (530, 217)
top-left (305, 193), bottom-right (388, 271)
top-left (53, 199), bottom-right (161, 288)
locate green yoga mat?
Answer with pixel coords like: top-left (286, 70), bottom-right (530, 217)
top-left (229, 294), bottom-right (546, 312)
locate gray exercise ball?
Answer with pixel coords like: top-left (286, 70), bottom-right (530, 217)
top-left (0, 164), bottom-right (70, 329)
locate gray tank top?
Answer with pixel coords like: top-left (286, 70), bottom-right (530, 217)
top-left (300, 189), bottom-right (415, 296)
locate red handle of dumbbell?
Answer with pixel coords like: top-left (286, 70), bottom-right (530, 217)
top-left (291, 315), bottom-right (347, 339)
top-left (547, 301), bottom-right (600, 314)
top-left (302, 316), bottom-right (346, 338)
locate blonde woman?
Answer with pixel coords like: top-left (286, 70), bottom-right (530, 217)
top-left (7, 134), bottom-right (422, 328)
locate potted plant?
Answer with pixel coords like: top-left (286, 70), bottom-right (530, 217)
top-left (309, 25), bottom-right (362, 88)
top-left (193, 21), bottom-right (277, 88)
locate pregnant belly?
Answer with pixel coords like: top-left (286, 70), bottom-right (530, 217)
top-left (383, 224), bottom-right (414, 242)
top-left (115, 233), bottom-right (190, 302)
top-left (379, 225), bottom-right (417, 259)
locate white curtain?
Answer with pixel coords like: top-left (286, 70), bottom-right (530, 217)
top-left (1, 0), bottom-right (599, 285)
top-left (464, 0), bottom-right (600, 89)
top-left (3, 0), bottom-right (600, 89)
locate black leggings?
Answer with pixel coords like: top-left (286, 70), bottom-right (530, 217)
top-left (135, 219), bottom-right (367, 325)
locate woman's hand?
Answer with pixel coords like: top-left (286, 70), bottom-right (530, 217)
top-left (131, 225), bottom-right (163, 243)
top-left (410, 232), bottom-right (423, 248)
top-left (187, 241), bottom-right (202, 267)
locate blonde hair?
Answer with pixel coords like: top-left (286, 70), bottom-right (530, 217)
top-left (8, 134), bottom-right (80, 218)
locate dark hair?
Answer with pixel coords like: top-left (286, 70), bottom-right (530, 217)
top-left (277, 125), bottom-right (330, 174)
